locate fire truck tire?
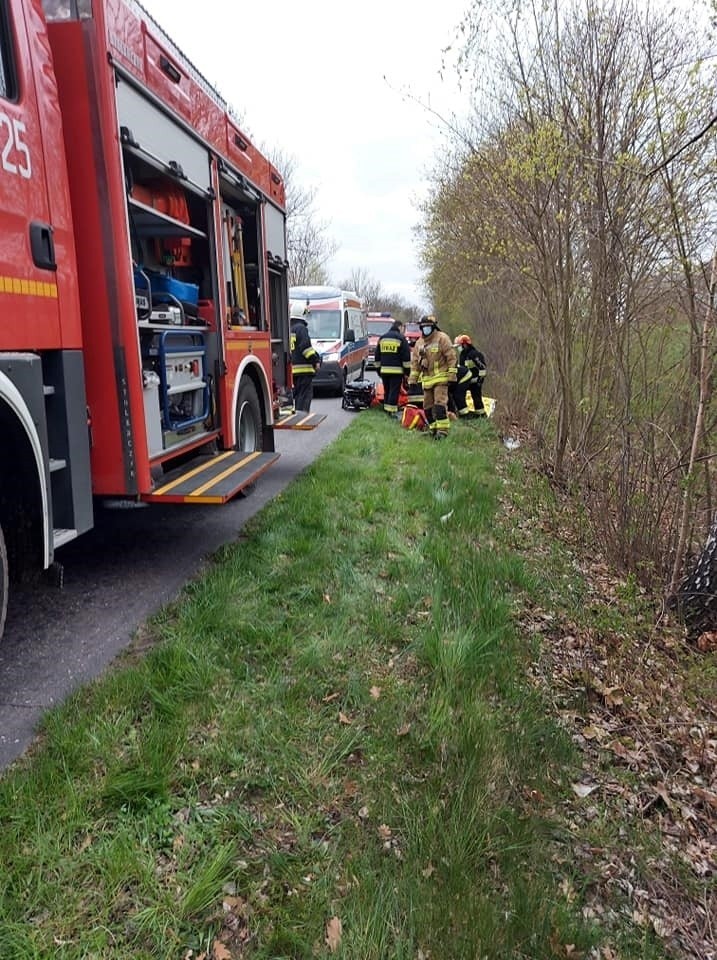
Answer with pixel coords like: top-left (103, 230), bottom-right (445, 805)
top-left (235, 379), bottom-right (262, 453)
top-left (0, 523), bottom-right (7, 641)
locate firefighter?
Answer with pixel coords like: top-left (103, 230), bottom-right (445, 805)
top-left (449, 361), bottom-right (475, 419)
top-left (290, 305), bottom-right (321, 412)
top-left (408, 315), bottom-right (457, 439)
top-left (454, 334), bottom-right (487, 417)
top-left (375, 318), bottom-right (411, 417)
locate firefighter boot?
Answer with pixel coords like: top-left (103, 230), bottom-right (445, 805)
top-left (424, 406), bottom-right (436, 437)
top-left (433, 403), bottom-right (450, 439)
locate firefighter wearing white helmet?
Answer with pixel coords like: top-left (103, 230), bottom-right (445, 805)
top-left (290, 303), bottom-right (321, 412)
top-left (407, 315), bottom-right (457, 439)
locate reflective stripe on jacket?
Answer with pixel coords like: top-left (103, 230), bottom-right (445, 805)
top-left (409, 330), bottom-right (457, 388)
top-left (291, 319), bottom-right (319, 376)
top-left (459, 345), bottom-right (487, 382)
top-left (376, 325), bottom-right (411, 377)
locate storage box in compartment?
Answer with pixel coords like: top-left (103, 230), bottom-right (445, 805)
top-left (133, 266), bottom-right (151, 318)
top-left (146, 271), bottom-right (199, 306)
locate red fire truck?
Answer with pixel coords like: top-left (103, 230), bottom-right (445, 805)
top-left (0, 0), bottom-right (320, 638)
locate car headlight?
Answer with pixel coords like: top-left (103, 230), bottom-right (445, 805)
top-left (323, 351), bottom-right (340, 362)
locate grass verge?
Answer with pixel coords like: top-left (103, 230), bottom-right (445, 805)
top-left (0, 411), bottom-right (675, 959)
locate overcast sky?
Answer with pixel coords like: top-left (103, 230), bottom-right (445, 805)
top-left (140, 0), bottom-right (472, 309)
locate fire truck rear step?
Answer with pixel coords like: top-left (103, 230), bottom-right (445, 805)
top-left (274, 412), bottom-right (326, 430)
top-left (140, 450), bottom-right (280, 504)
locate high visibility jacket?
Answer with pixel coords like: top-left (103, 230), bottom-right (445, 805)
top-left (458, 344), bottom-right (486, 381)
top-left (409, 330), bottom-right (457, 388)
top-left (290, 319), bottom-right (320, 376)
top-left (375, 324), bottom-right (411, 376)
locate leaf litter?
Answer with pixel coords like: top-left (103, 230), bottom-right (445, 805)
top-left (499, 453), bottom-right (716, 960)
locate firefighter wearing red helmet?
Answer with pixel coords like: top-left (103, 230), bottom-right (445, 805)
top-left (452, 333), bottom-right (487, 417)
top-left (407, 315), bottom-right (457, 439)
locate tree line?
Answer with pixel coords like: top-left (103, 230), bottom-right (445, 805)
top-left (418, 0), bottom-right (717, 631)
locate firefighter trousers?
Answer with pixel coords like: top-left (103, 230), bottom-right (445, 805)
top-left (380, 374), bottom-right (403, 414)
top-left (423, 382), bottom-right (450, 433)
top-left (293, 374), bottom-right (314, 413)
top-left (470, 380), bottom-right (486, 414)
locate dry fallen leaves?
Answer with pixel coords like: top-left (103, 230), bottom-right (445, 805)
top-left (369, 685), bottom-right (382, 699)
top-left (510, 477), bottom-right (716, 960)
top-left (696, 630), bottom-right (717, 652)
top-left (211, 941), bottom-right (232, 960)
top-left (342, 779), bottom-right (359, 798)
top-left (325, 916), bottom-right (342, 952)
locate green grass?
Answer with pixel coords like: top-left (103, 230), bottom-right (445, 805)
top-left (0, 411), bottom-right (662, 958)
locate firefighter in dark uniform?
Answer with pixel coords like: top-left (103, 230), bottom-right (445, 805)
top-left (454, 334), bottom-right (487, 416)
top-left (290, 306), bottom-right (321, 412)
top-left (375, 319), bottom-right (411, 416)
top-left (449, 361), bottom-right (475, 419)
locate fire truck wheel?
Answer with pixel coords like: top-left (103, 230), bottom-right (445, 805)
top-left (0, 523), bottom-right (7, 641)
top-left (235, 379), bottom-right (263, 453)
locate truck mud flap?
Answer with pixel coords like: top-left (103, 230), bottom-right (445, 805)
top-left (274, 411), bottom-right (326, 430)
top-left (141, 450), bottom-right (279, 504)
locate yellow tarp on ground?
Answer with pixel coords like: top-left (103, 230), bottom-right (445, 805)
top-left (467, 395), bottom-right (496, 417)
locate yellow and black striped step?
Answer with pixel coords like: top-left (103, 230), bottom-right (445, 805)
top-left (141, 450), bottom-right (279, 504)
top-left (274, 411), bottom-right (326, 430)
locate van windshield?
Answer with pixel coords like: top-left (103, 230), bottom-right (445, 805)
top-left (306, 310), bottom-right (341, 340)
top-left (367, 319), bottom-right (393, 336)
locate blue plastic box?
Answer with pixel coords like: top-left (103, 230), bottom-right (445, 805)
top-left (145, 270), bottom-right (199, 306)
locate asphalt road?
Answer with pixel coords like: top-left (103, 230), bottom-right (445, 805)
top-left (0, 390), bottom-right (360, 769)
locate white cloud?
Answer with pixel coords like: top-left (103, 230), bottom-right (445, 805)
top-left (140, 0), bottom-right (472, 308)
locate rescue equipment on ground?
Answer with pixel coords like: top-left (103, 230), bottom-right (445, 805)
top-left (342, 379), bottom-right (376, 410)
top-left (370, 380), bottom-right (409, 408)
top-left (400, 404), bottom-right (429, 430)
